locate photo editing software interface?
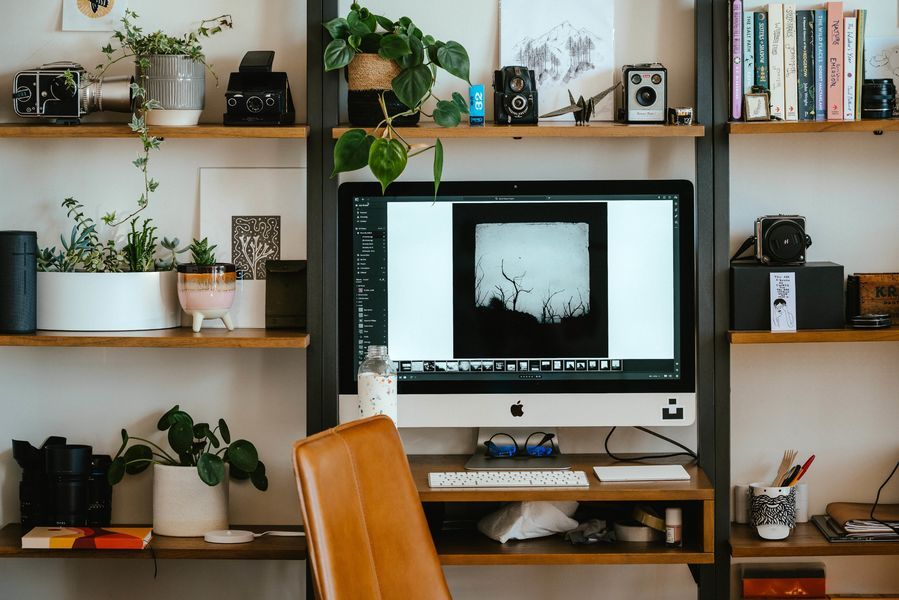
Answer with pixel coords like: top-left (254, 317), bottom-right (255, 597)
top-left (350, 192), bottom-right (683, 385)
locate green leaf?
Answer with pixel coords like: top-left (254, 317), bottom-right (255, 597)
top-left (374, 15), bottom-right (394, 31)
top-left (251, 461), bottom-right (269, 492)
top-left (391, 64), bottom-right (432, 109)
top-left (218, 418), bottom-right (231, 444)
top-left (396, 34), bottom-right (423, 69)
top-left (378, 33), bottom-right (411, 60)
top-left (108, 457), bottom-right (126, 485)
top-left (193, 423), bottom-right (210, 439)
top-left (433, 139), bottom-right (444, 197)
top-left (346, 10), bottom-right (372, 36)
top-left (206, 430), bottom-right (220, 449)
top-left (398, 16), bottom-right (412, 29)
top-left (197, 453), bottom-right (225, 486)
top-left (169, 411), bottom-right (193, 429)
top-left (168, 419), bottom-right (193, 455)
top-left (427, 40), bottom-right (445, 66)
top-left (227, 439), bottom-right (259, 473)
top-left (333, 129), bottom-right (375, 176)
top-left (368, 138), bottom-right (408, 193)
top-left (124, 444), bottom-right (153, 475)
top-left (433, 100), bottom-right (462, 127)
top-left (348, 35), bottom-right (361, 51)
top-left (360, 32), bottom-right (382, 53)
top-left (323, 39), bottom-right (354, 71)
top-left (157, 405), bottom-right (180, 431)
top-left (437, 41), bottom-right (470, 82)
top-left (323, 17), bottom-right (348, 40)
top-left (452, 91), bottom-right (470, 114)
top-left (230, 465), bottom-right (251, 480)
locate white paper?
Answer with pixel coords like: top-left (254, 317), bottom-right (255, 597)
top-left (62, 0), bottom-right (127, 32)
top-left (500, 0), bottom-right (615, 121)
top-left (199, 168), bottom-right (307, 328)
top-left (770, 272), bottom-right (797, 332)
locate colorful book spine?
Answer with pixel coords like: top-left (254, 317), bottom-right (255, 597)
top-left (743, 12), bottom-right (756, 95)
top-left (855, 9), bottom-right (867, 120)
top-left (826, 1), bottom-right (844, 120)
top-left (733, 0), bottom-right (744, 119)
top-left (797, 11), bottom-right (816, 121)
top-left (843, 16), bottom-right (856, 120)
top-left (814, 9), bottom-right (826, 120)
top-left (768, 4), bottom-right (786, 120)
top-left (783, 4), bottom-right (798, 121)
top-left (755, 13), bottom-right (770, 89)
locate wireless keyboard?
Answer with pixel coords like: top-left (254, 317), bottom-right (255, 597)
top-left (428, 470), bottom-right (590, 488)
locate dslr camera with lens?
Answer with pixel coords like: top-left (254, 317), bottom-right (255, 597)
top-left (493, 66), bottom-right (538, 124)
top-left (732, 215), bottom-right (813, 265)
top-left (619, 63), bottom-right (667, 123)
top-left (13, 62), bottom-right (133, 124)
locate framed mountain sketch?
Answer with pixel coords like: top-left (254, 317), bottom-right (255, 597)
top-left (500, 0), bottom-right (615, 121)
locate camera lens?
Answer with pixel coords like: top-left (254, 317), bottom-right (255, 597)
top-left (651, 74), bottom-right (663, 85)
top-left (227, 97), bottom-right (238, 107)
top-left (45, 444), bottom-right (92, 526)
top-left (631, 74), bottom-right (642, 85)
top-left (861, 79), bottom-right (896, 119)
top-left (510, 77), bottom-right (525, 93)
top-left (83, 74), bottom-right (133, 114)
top-left (510, 94), bottom-right (528, 113)
top-left (636, 86), bottom-right (657, 107)
top-left (764, 220), bottom-right (807, 263)
top-left (247, 96), bottom-right (264, 113)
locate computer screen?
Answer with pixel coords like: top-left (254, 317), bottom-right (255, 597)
top-left (338, 180), bottom-right (694, 396)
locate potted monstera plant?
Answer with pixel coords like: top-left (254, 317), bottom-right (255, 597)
top-left (109, 405), bottom-right (267, 537)
top-left (323, 3), bottom-right (471, 193)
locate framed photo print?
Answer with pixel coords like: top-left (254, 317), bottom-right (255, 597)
top-left (744, 93), bottom-right (771, 121)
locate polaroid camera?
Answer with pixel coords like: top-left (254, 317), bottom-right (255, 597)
top-left (224, 51), bottom-right (295, 126)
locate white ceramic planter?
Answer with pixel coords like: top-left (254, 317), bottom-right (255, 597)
top-left (153, 464), bottom-right (228, 537)
top-left (36, 271), bottom-right (179, 331)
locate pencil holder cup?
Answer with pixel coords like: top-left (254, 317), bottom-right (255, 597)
top-left (749, 483), bottom-right (797, 540)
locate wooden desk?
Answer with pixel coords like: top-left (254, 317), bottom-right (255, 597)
top-left (408, 454), bottom-right (714, 566)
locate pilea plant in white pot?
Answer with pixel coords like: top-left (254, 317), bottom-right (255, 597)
top-left (109, 405), bottom-right (268, 537)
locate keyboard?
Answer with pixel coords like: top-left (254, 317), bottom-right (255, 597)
top-left (428, 470), bottom-right (590, 488)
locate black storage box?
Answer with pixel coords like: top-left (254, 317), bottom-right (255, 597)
top-left (730, 261), bottom-right (844, 330)
top-left (265, 260), bottom-right (306, 329)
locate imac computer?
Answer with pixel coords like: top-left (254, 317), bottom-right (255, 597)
top-left (337, 180), bottom-right (695, 431)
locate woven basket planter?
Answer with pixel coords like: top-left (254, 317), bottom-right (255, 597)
top-left (347, 54), bottom-right (420, 127)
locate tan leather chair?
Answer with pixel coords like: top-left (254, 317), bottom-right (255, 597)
top-left (292, 415), bottom-right (451, 600)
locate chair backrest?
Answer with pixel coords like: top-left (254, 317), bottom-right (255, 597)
top-left (292, 415), bottom-right (451, 600)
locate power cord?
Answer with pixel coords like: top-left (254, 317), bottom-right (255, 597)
top-left (870, 460), bottom-right (899, 536)
top-left (603, 426), bottom-right (698, 462)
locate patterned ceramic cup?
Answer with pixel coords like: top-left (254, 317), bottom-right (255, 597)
top-left (749, 483), bottom-right (797, 540)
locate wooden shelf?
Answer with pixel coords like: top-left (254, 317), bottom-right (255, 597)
top-left (0, 123), bottom-right (309, 139)
top-left (729, 119), bottom-right (899, 135)
top-left (0, 524), bottom-right (305, 560)
top-left (409, 455), bottom-right (713, 503)
top-left (731, 523), bottom-right (899, 557)
top-left (435, 529), bottom-right (712, 565)
top-left (729, 327), bottom-right (899, 344)
top-left (0, 328), bottom-right (310, 349)
top-left (332, 121), bottom-right (705, 139)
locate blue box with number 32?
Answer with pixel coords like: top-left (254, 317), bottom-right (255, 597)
top-left (469, 84), bottom-right (485, 126)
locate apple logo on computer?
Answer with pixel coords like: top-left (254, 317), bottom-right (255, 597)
top-left (510, 401), bottom-right (524, 417)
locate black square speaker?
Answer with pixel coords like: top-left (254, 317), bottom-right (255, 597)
top-left (0, 231), bottom-right (37, 333)
top-left (266, 260), bottom-right (306, 329)
top-left (730, 261), bottom-right (845, 330)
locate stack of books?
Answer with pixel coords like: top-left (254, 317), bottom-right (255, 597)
top-left (731, 2), bottom-right (868, 121)
top-left (813, 502), bottom-right (899, 542)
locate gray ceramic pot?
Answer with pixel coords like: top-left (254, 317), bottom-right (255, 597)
top-left (137, 55), bottom-right (205, 125)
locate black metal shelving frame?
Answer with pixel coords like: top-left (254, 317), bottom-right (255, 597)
top-left (305, 0), bottom-right (732, 596)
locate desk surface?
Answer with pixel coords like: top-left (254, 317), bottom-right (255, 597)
top-left (409, 454), bottom-right (713, 503)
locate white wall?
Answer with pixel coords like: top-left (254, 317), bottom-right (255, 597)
top-left (731, 2), bottom-right (899, 597)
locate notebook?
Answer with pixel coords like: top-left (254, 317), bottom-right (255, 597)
top-left (22, 527), bottom-right (152, 550)
top-left (593, 465), bottom-right (691, 482)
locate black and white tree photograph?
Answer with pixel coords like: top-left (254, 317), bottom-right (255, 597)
top-left (453, 203), bottom-right (609, 358)
top-left (231, 215), bottom-right (281, 280)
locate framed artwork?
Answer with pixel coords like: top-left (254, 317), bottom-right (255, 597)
top-left (500, 0), bottom-right (615, 121)
top-left (62, 0), bottom-right (128, 32)
top-left (744, 93), bottom-right (771, 121)
top-left (199, 168), bottom-right (307, 328)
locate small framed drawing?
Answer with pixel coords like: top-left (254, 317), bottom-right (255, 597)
top-left (744, 93), bottom-right (771, 121)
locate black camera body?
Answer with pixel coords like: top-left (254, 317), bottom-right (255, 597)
top-left (619, 63), bottom-right (668, 123)
top-left (754, 215), bottom-right (812, 265)
top-left (13, 62), bottom-right (132, 124)
top-left (224, 51), bottom-right (295, 126)
top-left (493, 66), bottom-right (538, 124)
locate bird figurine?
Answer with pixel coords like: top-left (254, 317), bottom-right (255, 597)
top-left (539, 82), bottom-right (621, 125)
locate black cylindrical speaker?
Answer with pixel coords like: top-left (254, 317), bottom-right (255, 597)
top-left (0, 231), bottom-right (37, 333)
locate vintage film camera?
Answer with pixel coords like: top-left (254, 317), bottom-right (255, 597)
top-left (224, 51), bottom-right (296, 126)
top-left (732, 215), bottom-right (813, 265)
top-left (493, 66), bottom-right (538, 124)
top-left (619, 63), bottom-right (667, 124)
top-left (13, 62), bottom-right (132, 124)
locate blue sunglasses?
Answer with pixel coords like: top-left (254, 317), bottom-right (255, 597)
top-left (484, 432), bottom-right (557, 458)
